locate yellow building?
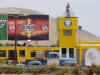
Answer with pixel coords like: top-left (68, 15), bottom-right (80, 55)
top-left (0, 6), bottom-right (100, 66)
top-left (57, 16), bottom-right (100, 66)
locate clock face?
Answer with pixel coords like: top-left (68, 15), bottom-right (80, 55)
top-left (64, 19), bottom-right (72, 27)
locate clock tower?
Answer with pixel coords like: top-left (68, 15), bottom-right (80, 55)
top-left (57, 3), bottom-right (78, 48)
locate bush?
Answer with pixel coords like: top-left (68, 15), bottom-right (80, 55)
top-left (96, 67), bottom-right (100, 75)
top-left (48, 64), bottom-right (59, 71)
top-left (72, 64), bottom-right (82, 75)
top-left (50, 44), bottom-right (57, 47)
top-left (56, 68), bottom-right (68, 75)
top-left (5, 43), bottom-right (15, 46)
top-left (0, 43), bottom-right (3, 46)
top-left (68, 69), bottom-right (74, 74)
top-left (28, 65), bottom-right (51, 74)
top-left (84, 64), bottom-right (97, 75)
top-left (0, 66), bottom-right (27, 74)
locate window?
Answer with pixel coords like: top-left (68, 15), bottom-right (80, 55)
top-left (0, 50), bottom-right (6, 57)
top-left (51, 54), bottom-right (59, 58)
top-left (53, 50), bottom-right (59, 52)
top-left (63, 30), bottom-right (72, 36)
top-left (19, 50), bottom-right (25, 57)
top-left (69, 48), bottom-right (74, 58)
top-left (31, 51), bottom-right (36, 57)
top-left (45, 50), bottom-right (50, 57)
top-left (62, 48), bottom-right (67, 58)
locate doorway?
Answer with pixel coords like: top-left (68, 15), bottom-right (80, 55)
top-left (61, 48), bottom-right (67, 58)
top-left (8, 50), bottom-right (17, 61)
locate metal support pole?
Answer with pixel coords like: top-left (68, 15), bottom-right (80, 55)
top-left (8, 14), bottom-right (24, 66)
top-left (79, 48), bottom-right (82, 64)
top-left (79, 38), bottom-right (82, 64)
top-left (14, 16), bottom-right (17, 66)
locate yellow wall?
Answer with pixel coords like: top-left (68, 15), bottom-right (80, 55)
top-left (0, 47), bottom-right (60, 61)
top-left (58, 17), bottom-right (78, 48)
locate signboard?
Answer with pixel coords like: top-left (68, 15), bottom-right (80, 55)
top-left (0, 14), bottom-right (7, 40)
top-left (8, 15), bottom-right (49, 40)
top-left (64, 19), bottom-right (72, 27)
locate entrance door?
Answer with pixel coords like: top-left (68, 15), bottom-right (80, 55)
top-left (8, 50), bottom-right (17, 61)
top-left (61, 48), bottom-right (68, 58)
top-left (59, 48), bottom-right (76, 66)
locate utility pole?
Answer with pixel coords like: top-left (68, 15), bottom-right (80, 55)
top-left (14, 15), bottom-right (17, 66)
top-left (9, 14), bottom-right (24, 66)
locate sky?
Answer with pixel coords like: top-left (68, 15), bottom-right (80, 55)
top-left (0, 0), bottom-right (100, 37)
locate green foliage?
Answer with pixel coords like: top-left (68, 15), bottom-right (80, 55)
top-left (28, 65), bottom-right (51, 74)
top-left (1, 64), bottom-right (100, 74)
top-left (84, 64), bottom-right (97, 75)
top-left (0, 66), bottom-right (27, 74)
top-left (56, 68), bottom-right (68, 75)
top-left (5, 43), bottom-right (15, 46)
top-left (68, 69), bottom-right (74, 74)
top-left (84, 68), bottom-right (93, 75)
top-left (48, 64), bottom-right (59, 71)
top-left (0, 43), bottom-right (3, 46)
top-left (72, 64), bottom-right (82, 74)
top-left (50, 44), bottom-right (57, 47)
top-left (91, 65), bottom-right (100, 75)
top-left (96, 67), bottom-right (100, 75)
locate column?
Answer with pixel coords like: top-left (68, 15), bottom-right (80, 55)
top-left (79, 48), bottom-right (82, 64)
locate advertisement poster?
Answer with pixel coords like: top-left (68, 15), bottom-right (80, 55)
top-left (0, 14), bottom-right (7, 40)
top-left (8, 15), bottom-right (49, 40)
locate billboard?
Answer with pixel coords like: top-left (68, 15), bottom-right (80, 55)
top-left (8, 15), bottom-right (49, 40)
top-left (0, 14), bottom-right (7, 40)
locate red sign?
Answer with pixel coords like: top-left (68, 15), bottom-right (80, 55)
top-left (8, 15), bottom-right (49, 40)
